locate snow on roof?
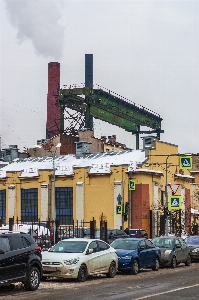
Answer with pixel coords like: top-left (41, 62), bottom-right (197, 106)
top-left (133, 169), bottom-right (163, 176)
top-left (191, 208), bottom-right (199, 214)
top-left (0, 150), bottom-right (146, 178)
top-left (174, 173), bottom-right (195, 180)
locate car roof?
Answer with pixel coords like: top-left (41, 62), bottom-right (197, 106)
top-left (129, 229), bottom-right (145, 231)
top-left (0, 232), bottom-right (31, 237)
top-left (153, 236), bottom-right (176, 239)
top-left (113, 237), bottom-right (145, 241)
top-left (60, 238), bottom-right (105, 242)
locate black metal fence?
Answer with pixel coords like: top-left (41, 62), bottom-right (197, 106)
top-left (0, 217), bottom-right (108, 250)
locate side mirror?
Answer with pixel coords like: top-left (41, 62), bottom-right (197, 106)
top-left (139, 246), bottom-right (145, 251)
top-left (87, 248), bottom-right (93, 255)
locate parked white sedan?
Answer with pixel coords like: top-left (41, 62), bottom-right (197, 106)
top-left (42, 238), bottom-right (118, 282)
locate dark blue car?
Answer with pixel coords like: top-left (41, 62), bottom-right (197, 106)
top-left (110, 238), bottom-right (161, 275)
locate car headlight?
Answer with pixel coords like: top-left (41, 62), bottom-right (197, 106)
top-left (121, 256), bottom-right (132, 260)
top-left (164, 250), bottom-right (172, 256)
top-left (63, 258), bottom-right (80, 265)
top-left (192, 248), bottom-right (199, 253)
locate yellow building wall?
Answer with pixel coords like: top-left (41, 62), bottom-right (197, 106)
top-left (0, 140), bottom-right (195, 235)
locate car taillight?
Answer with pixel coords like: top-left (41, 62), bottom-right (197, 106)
top-left (35, 245), bottom-right (41, 252)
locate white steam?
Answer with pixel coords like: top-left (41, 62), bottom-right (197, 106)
top-left (4, 0), bottom-right (65, 59)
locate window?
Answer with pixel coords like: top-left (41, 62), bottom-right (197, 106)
top-left (88, 241), bottom-right (99, 253)
top-left (22, 237), bottom-right (31, 248)
top-left (11, 235), bottom-right (24, 250)
top-left (139, 240), bottom-right (146, 249)
top-left (0, 190), bottom-right (6, 221)
top-left (98, 241), bottom-right (109, 251)
top-left (56, 187), bottom-right (73, 225)
top-left (145, 240), bottom-right (155, 248)
top-left (0, 237), bottom-right (10, 252)
top-left (21, 188), bottom-right (38, 222)
top-left (175, 239), bottom-right (181, 247)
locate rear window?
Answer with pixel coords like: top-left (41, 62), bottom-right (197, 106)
top-left (129, 230), bottom-right (137, 234)
top-left (186, 237), bottom-right (199, 245)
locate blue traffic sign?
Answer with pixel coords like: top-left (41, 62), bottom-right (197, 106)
top-left (129, 180), bottom-right (136, 190)
top-left (179, 156), bottom-right (192, 170)
top-left (168, 196), bottom-right (182, 210)
top-left (116, 205), bottom-right (122, 216)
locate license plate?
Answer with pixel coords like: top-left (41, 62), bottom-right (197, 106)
top-left (43, 266), bottom-right (55, 271)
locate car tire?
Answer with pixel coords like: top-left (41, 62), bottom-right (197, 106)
top-left (152, 258), bottom-right (160, 271)
top-left (185, 254), bottom-right (191, 266)
top-left (77, 264), bottom-right (88, 282)
top-left (131, 259), bottom-right (139, 275)
top-left (106, 261), bottom-right (117, 278)
top-left (24, 266), bottom-right (40, 291)
top-left (170, 256), bottom-right (177, 268)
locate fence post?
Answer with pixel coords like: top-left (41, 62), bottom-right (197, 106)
top-left (9, 217), bottom-right (14, 231)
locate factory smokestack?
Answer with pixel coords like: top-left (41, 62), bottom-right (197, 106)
top-left (46, 62), bottom-right (60, 138)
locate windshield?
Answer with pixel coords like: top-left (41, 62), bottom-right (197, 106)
top-left (49, 241), bottom-right (88, 253)
top-left (186, 237), bottom-right (199, 246)
top-left (110, 239), bottom-right (139, 250)
top-left (153, 238), bottom-right (174, 248)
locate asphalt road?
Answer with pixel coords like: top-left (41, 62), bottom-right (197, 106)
top-left (0, 263), bottom-right (198, 300)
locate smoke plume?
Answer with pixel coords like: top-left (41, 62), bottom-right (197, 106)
top-left (4, 0), bottom-right (65, 59)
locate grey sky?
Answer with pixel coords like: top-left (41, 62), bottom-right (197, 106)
top-left (0, 0), bottom-right (198, 153)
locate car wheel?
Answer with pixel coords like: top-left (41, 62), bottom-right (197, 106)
top-left (106, 262), bottom-right (117, 278)
top-left (77, 264), bottom-right (88, 282)
top-left (185, 254), bottom-right (191, 266)
top-left (170, 256), bottom-right (177, 268)
top-left (152, 258), bottom-right (160, 271)
top-left (24, 267), bottom-right (40, 291)
top-left (131, 259), bottom-right (139, 275)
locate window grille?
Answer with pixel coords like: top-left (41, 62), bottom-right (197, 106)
top-left (56, 187), bottom-right (73, 225)
top-left (21, 188), bottom-right (38, 222)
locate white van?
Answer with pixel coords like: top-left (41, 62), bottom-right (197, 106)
top-left (0, 223), bottom-right (50, 237)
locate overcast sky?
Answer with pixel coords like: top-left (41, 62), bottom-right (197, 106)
top-left (0, 0), bottom-right (199, 154)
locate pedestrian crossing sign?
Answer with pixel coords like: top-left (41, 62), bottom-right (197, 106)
top-left (129, 179), bottom-right (136, 190)
top-left (116, 204), bottom-right (122, 216)
top-left (168, 196), bottom-right (182, 210)
top-left (179, 156), bottom-right (192, 170)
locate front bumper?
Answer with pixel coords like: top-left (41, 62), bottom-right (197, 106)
top-left (190, 251), bottom-right (199, 261)
top-left (118, 258), bottom-right (132, 271)
top-left (42, 262), bottom-right (80, 279)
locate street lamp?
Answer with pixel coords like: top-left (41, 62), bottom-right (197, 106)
top-left (34, 142), bottom-right (61, 244)
top-left (51, 143), bottom-right (61, 245)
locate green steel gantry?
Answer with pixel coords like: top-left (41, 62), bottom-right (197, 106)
top-left (58, 86), bottom-right (163, 149)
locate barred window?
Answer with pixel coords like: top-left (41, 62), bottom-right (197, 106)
top-left (56, 187), bottom-right (73, 225)
top-left (0, 190), bottom-right (6, 221)
top-left (21, 189), bottom-right (38, 222)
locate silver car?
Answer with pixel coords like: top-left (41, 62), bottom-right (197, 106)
top-left (152, 236), bottom-right (191, 268)
top-left (42, 238), bottom-right (118, 282)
